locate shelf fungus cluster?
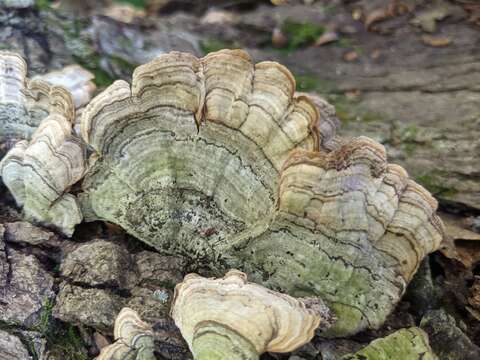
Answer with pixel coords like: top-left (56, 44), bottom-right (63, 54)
top-left (95, 308), bottom-right (155, 360)
top-left (0, 49), bottom-right (445, 337)
top-left (0, 51), bottom-right (48, 145)
top-left (171, 270), bottom-right (331, 359)
top-left (0, 51), bottom-right (95, 147)
top-left (0, 53), bottom-right (86, 235)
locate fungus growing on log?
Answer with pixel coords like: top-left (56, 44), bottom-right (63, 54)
top-left (1, 49), bottom-right (444, 336)
top-left (0, 80), bottom-right (86, 235)
top-left (77, 49), bottom-right (443, 335)
top-left (95, 307), bottom-right (155, 360)
top-left (170, 269), bottom-right (331, 360)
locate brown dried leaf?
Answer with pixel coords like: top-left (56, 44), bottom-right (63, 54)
top-left (272, 27), bottom-right (288, 48)
top-left (468, 276), bottom-right (480, 310)
top-left (314, 32), bottom-right (339, 46)
top-left (352, 8), bottom-right (363, 21)
top-left (370, 49), bottom-right (382, 59)
top-left (464, 4), bottom-right (480, 25)
top-left (103, 4), bottom-right (145, 23)
top-left (439, 213), bottom-right (480, 268)
top-left (343, 50), bottom-right (359, 62)
top-left (421, 35), bottom-right (452, 47)
top-left (411, 0), bottom-right (466, 32)
top-left (365, 8), bottom-right (391, 30)
top-left (345, 89), bottom-right (361, 100)
top-left (201, 10), bottom-right (236, 25)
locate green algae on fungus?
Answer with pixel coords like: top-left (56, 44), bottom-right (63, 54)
top-left (342, 327), bottom-right (437, 360)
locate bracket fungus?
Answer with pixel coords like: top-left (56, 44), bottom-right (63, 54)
top-left (1, 51), bottom-right (69, 145)
top-left (0, 51), bottom-right (94, 146)
top-left (76, 49), bottom-right (444, 335)
top-left (0, 51), bottom-right (37, 144)
top-left (1, 49), bottom-right (445, 336)
top-left (171, 270), bottom-right (331, 360)
top-left (96, 307), bottom-right (155, 360)
top-left (0, 75), bottom-right (86, 235)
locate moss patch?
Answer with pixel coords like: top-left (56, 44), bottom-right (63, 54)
top-left (329, 94), bottom-right (383, 125)
top-left (73, 55), bottom-right (115, 88)
top-left (43, 14), bottom-right (115, 87)
top-left (294, 73), bottom-right (336, 93)
top-left (110, 55), bottom-right (136, 74)
top-left (34, 298), bottom-right (54, 336)
top-left (113, 0), bottom-right (147, 9)
top-left (416, 173), bottom-right (457, 197)
top-left (35, 0), bottom-right (52, 10)
top-left (27, 298), bottom-right (89, 360)
top-left (46, 324), bottom-right (89, 360)
top-left (200, 38), bottom-right (237, 55)
top-left (293, 72), bottom-right (384, 125)
top-left (281, 19), bottom-right (325, 50)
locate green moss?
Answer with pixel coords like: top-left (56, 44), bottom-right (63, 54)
top-left (157, 279), bottom-right (176, 291)
top-left (400, 125), bottom-right (419, 142)
top-left (328, 95), bottom-right (382, 125)
top-left (0, 322), bottom-right (42, 360)
top-left (46, 324), bottom-right (89, 360)
top-left (337, 38), bottom-right (354, 48)
top-left (35, 0), bottom-right (52, 10)
top-left (295, 75), bottom-right (322, 92)
top-left (415, 173), bottom-right (457, 197)
top-left (9, 298), bottom-right (87, 360)
top-left (281, 19), bottom-right (325, 50)
top-left (397, 125), bottom-right (429, 155)
top-left (111, 55), bottom-right (136, 74)
top-left (43, 15), bottom-right (113, 87)
top-left (333, 100), bottom-right (357, 124)
top-left (403, 142), bottom-right (418, 156)
top-left (200, 39), bottom-right (236, 55)
top-left (293, 72), bottom-right (384, 125)
top-left (113, 0), bottom-right (147, 8)
top-left (72, 55), bottom-right (115, 88)
top-left (34, 298), bottom-right (54, 336)
top-left (294, 73), bottom-right (336, 93)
